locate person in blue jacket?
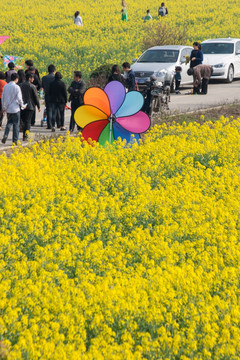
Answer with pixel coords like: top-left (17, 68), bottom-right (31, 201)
top-left (190, 42), bottom-right (203, 68)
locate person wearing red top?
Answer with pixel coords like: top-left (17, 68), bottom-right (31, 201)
top-left (0, 71), bottom-right (7, 130)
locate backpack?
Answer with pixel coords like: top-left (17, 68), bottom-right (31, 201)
top-left (158, 7), bottom-right (166, 16)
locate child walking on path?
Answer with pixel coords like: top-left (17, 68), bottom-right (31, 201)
top-left (174, 66), bottom-right (182, 94)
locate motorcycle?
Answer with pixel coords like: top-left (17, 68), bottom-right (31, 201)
top-left (141, 76), bottom-right (170, 118)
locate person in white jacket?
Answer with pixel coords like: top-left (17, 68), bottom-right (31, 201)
top-left (74, 11), bottom-right (83, 26)
top-left (2, 73), bottom-right (25, 144)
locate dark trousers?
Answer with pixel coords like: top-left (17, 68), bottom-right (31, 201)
top-left (4, 112), bottom-right (20, 144)
top-left (175, 80), bottom-right (181, 92)
top-left (201, 78), bottom-right (209, 94)
top-left (31, 109), bottom-right (36, 126)
top-left (52, 103), bottom-right (65, 128)
top-left (70, 102), bottom-right (81, 131)
top-left (45, 100), bottom-right (53, 128)
top-left (21, 109), bottom-right (34, 140)
top-left (193, 84), bottom-right (201, 94)
top-left (0, 98), bottom-right (3, 127)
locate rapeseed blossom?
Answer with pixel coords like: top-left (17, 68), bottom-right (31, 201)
top-left (1, 117), bottom-right (240, 358)
top-left (1, 0), bottom-right (240, 82)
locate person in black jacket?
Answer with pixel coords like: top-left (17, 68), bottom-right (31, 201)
top-left (19, 73), bottom-right (40, 141)
top-left (49, 72), bottom-right (67, 131)
top-left (42, 64), bottom-right (56, 129)
top-left (68, 71), bottom-right (86, 132)
top-left (108, 65), bottom-right (124, 83)
top-left (27, 67), bottom-right (42, 126)
top-left (122, 62), bottom-right (136, 92)
top-left (25, 60), bottom-right (40, 80)
top-left (190, 42), bottom-right (203, 68)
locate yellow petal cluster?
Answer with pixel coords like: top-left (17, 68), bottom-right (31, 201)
top-left (1, 117), bottom-right (240, 359)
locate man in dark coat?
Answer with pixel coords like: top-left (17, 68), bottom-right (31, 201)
top-left (49, 72), bottom-right (67, 131)
top-left (122, 62), bottom-right (136, 92)
top-left (42, 64), bottom-right (56, 129)
top-left (68, 71), bottom-right (86, 132)
top-left (27, 66), bottom-right (42, 126)
top-left (19, 73), bottom-right (40, 140)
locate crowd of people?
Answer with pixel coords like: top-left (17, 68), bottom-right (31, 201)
top-left (73, 2), bottom-right (168, 25)
top-left (173, 42), bottom-right (212, 95)
top-left (0, 39), bottom-right (214, 145)
top-left (0, 60), bottom-right (88, 144)
top-left (0, 59), bottom-right (139, 145)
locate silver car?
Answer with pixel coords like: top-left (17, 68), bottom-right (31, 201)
top-left (132, 45), bottom-right (193, 91)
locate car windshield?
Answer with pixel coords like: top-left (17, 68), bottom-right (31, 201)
top-left (201, 43), bottom-right (234, 54)
top-left (138, 49), bottom-right (179, 63)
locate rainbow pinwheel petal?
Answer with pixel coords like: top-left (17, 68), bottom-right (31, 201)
top-left (104, 81), bottom-right (126, 115)
top-left (113, 122), bottom-right (140, 143)
top-left (74, 105), bottom-right (108, 128)
top-left (116, 111), bottom-right (150, 133)
top-left (84, 87), bottom-right (111, 116)
top-left (98, 123), bottom-right (114, 146)
top-left (115, 91), bottom-right (144, 118)
top-left (81, 120), bottom-right (109, 142)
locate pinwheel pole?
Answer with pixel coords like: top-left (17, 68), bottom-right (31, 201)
top-left (109, 114), bottom-right (113, 144)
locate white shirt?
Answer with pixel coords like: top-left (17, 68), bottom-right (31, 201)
top-left (74, 15), bottom-right (83, 26)
top-left (2, 81), bottom-right (24, 114)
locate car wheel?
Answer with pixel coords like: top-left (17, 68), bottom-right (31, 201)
top-left (226, 65), bottom-right (234, 83)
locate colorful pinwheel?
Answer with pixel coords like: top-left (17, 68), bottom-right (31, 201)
top-left (74, 81), bottom-right (150, 146)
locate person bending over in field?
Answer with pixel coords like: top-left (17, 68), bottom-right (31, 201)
top-left (187, 65), bottom-right (213, 95)
top-left (144, 10), bottom-right (152, 22)
top-left (68, 71), bottom-right (86, 132)
top-left (74, 11), bottom-right (83, 26)
top-left (107, 65), bottom-right (124, 84)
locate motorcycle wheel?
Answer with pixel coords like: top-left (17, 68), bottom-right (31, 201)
top-left (149, 97), bottom-right (156, 117)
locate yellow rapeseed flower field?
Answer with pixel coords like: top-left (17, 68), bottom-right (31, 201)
top-left (1, 117), bottom-right (240, 358)
top-left (1, 0), bottom-right (240, 82)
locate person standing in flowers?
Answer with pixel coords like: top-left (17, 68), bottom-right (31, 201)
top-left (49, 72), bottom-right (67, 132)
top-left (0, 72), bottom-right (7, 130)
top-left (19, 73), bottom-right (40, 141)
top-left (74, 11), bottom-right (83, 26)
top-left (158, 2), bottom-right (168, 16)
top-left (42, 64), bottom-right (56, 130)
top-left (68, 71), bottom-right (86, 132)
top-left (121, 8), bottom-right (127, 21)
top-left (1, 73), bottom-right (25, 144)
top-left (144, 10), bottom-right (153, 22)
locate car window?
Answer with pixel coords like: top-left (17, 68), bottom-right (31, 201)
top-left (201, 43), bottom-right (234, 54)
top-left (180, 48), bottom-right (192, 62)
top-left (138, 50), bottom-right (179, 63)
top-left (235, 41), bottom-right (240, 54)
